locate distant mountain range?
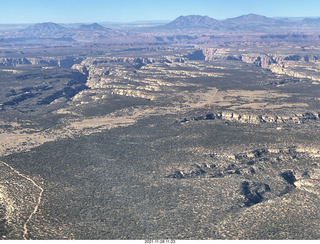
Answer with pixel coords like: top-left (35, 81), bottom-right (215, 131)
top-left (14, 22), bottom-right (125, 42)
top-left (1, 14), bottom-right (320, 45)
top-left (13, 14), bottom-right (320, 34)
top-left (21, 22), bottom-right (114, 34)
top-left (160, 14), bottom-right (320, 32)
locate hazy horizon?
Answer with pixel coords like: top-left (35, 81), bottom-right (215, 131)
top-left (1, 14), bottom-right (320, 26)
top-left (1, 0), bottom-right (320, 24)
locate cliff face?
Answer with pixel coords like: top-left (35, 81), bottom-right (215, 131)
top-left (240, 54), bottom-right (320, 82)
top-left (3, 48), bottom-right (320, 110)
top-left (181, 111), bottom-right (320, 125)
top-left (0, 57), bottom-right (84, 68)
top-left (0, 58), bottom-right (32, 66)
top-left (70, 54), bottom-right (193, 101)
top-left (8, 49), bottom-right (320, 82)
top-left (0, 50), bottom-right (203, 106)
top-left (200, 48), bottom-right (320, 82)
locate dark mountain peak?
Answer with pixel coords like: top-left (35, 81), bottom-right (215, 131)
top-left (20, 22), bottom-right (67, 37)
top-left (174, 15), bottom-right (215, 21)
top-left (164, 15), bottom-right (218, 29)
top-left (223, 13), bottom-right (277, 24)
top-left (301, 17), bottom-right (320, 24)
top-left (238, 13), bottom-right (269, 20)
top-left (79, 23), bottom-right (108, 31)
top-left (27, 22), bottom-right (66, 32)
top-left (219, 13), bottom-right (293, 32)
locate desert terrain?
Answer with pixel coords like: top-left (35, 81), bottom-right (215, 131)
top-left (1, 14), bottom-right (320, 239)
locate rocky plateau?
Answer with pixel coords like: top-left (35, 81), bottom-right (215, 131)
top-left (1, 14), bottom-right (320, 240)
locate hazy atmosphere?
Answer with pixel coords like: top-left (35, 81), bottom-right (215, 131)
top-left (1, 0), bottom-right (320, 23)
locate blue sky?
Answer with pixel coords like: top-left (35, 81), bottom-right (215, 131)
top-left (1, 0), bottom-right (320, 24)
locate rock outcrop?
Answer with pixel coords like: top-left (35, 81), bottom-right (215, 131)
top-left (167, 146), bottom-right (320, 209)
top-left (181, 111), bottom-right (320, 125)
top-left (0, 57), bottom-right (84, 68)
